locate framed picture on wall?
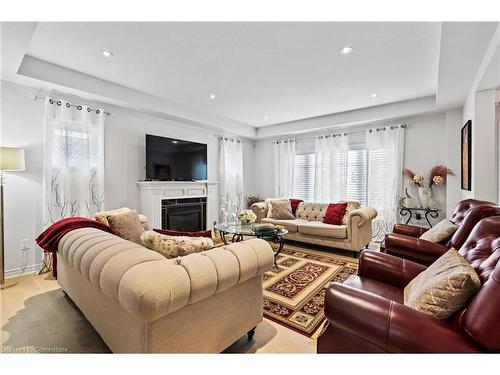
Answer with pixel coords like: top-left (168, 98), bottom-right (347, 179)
top-left (461, 120), bottom-right (472, 191)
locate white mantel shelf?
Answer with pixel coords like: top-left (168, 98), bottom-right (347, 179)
top-left (136, 180), bottom-right (219, 186)
top-left (136, 180), bottom-right (219, 230)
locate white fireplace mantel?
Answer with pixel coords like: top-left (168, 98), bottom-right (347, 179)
top-left (136, 181), bottom-right (219, 230)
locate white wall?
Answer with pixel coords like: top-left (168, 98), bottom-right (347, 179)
top-left (497, 100), bottom-right (500, 203)
top-left (253, 112), bottom-right (449, 212)
top-left (1, 80), bottom-right (45, 276)
top-left (462, 89), bottom-right (498, 203)
top-left (1, 80), bottom-right (254, 275)
top-left (445, 108), bottom-right (463, 216)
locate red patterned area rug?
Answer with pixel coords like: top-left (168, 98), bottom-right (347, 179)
top-left (262, 244), bottom-right (358, 338)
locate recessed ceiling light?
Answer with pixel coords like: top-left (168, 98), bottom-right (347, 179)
top-left (101, 50), bottom-right (114, 58)
top-left (264, 116), bottom-right (269, 120)
top-left (339, 46), bottom-right (353, 55)
top-left (172, 140), bottom-right (179, 144)
top-left (209, 93), bottom-right (216, 100)
top-left (371, 93), bottom-right (377, 98)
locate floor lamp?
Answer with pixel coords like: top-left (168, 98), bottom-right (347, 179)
top-left (0, 147), bottom-right (25, 289)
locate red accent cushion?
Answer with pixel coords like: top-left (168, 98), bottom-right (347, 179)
top-left (153, 229), bottom-right (212, 238)
top-left (323, 203), bottom-right (348, 225)
top-left (289, 198), bottom-right (304, 215)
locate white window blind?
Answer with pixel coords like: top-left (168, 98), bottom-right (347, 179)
top-left (367, 149), bottom-right (390, 209)
top-left (293, 153), bottom-right (315, 202)
top-left (292, 142), bottom-right (390, 206)
top-left (346, 149), bottom-right (367, 205)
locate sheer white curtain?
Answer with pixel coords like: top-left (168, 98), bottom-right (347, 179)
top-left (219, 137), bottom-right (244, 218)
top-left (314, 134), bottom-right (349, 202)
top-left (42, 97), bottom-right (105, 226)
top-left (366, 125), bottom-right (405, 240)
top-left (274, 139), bottom-right (295, 197)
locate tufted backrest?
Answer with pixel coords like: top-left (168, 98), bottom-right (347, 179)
top-left (57, 228), bottom-right (274, 322)
top-left (295, 202), bottom-right (328, 221)
top-left (446, 199), bottom-right (499, 249)
top-left (457, 216), bottom-right (500, 351)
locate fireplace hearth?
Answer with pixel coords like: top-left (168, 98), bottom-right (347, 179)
top-left (161, 197), bottom-right (207, 231)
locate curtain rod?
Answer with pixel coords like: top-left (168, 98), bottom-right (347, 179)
top-left (34, 95), bottom-right (111, 116)
top-left (274, 123), bottom-right (407, 142)
top-left (218, 136), bottom-right (244, 143)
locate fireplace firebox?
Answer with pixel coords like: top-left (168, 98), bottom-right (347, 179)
top-left (161, 197), bottom-right (207, 231)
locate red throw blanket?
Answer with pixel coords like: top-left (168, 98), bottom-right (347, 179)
top-left (36, 217), bottom-right (114, 278)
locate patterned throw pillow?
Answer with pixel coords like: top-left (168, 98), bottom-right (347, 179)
top-left (267, 200), bottom-right (295, 220)
top-left (419, 219), bottom-right (459, 243)
top-left (404, 248), bottom-right (481, 319)
top-left (266, 198), bottom-right (289, 218)
top-left (141, 231), bottom-right (214, 259)
top-left (341, 201), bottom-right (361, 225)
top-left (106, 210), bottom-right (145, 245)
top-left (96, 207), bottom-right (149, 230)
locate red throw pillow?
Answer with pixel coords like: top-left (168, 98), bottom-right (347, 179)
top-left (323, 203), bottom-right (348, 225)
top-left (153, 229), bottom-right (212, 238)
top-left (289, 198), bottom-right (304, 215)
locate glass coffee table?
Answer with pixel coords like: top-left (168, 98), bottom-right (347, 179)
top-left (213, 222), bottom-right (288, 268)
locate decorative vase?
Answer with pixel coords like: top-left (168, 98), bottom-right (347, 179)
top-left (418, 187), bottom-right (431, 209)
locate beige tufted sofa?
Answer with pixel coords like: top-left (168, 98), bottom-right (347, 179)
top-left (56, 227), bottom-right (274, 353)
top-left (251, 201), bottom-right (377, 254)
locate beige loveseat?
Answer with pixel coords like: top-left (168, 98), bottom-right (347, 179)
top-left (56, 227), bottom-right (274, 353)
top-left (251, 201), bottom-right (377, 254)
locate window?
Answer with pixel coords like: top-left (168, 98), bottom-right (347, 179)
top-left (346, 148), bottom-right (367, 205)
top-left (367, 149), bottom-right (391, 210)
top-left (52, 125), bottom-right (91, 169)
top-left (293, 152), bottom-right (315, 201)
top-left (292, 146), bottom-right (374, 205)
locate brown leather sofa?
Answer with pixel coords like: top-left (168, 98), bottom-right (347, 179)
top-left (383, 199), bottom-right (499, 265)
top-left (317, 215), bottom-right (500, 353)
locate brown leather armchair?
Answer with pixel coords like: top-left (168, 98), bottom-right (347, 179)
top-left (383, 199), bottom-right (499, 265)
top-left (317, 216), bottom-right (500, 353)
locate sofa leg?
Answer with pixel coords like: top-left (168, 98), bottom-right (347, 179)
top-left (352, 251), bottom-right (357, 258)
top-left (247, 327), bottom-right (256, 341)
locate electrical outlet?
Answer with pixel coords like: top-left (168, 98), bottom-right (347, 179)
top-left (21, 239), bottom-right (30, 251)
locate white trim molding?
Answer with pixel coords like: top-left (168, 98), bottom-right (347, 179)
top-left (136, 181), bottom-right (219, 230)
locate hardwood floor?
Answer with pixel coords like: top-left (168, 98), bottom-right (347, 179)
top-left (1, 273), bottom-right (316, 354)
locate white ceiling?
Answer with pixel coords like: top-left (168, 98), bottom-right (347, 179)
top-left (2, 21), bottom-right (499, 138)
top-left (26, 22), bottom-right (441, 127)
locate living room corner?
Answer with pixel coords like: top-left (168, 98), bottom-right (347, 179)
top-left (1, 3), bottom-right (500, 374)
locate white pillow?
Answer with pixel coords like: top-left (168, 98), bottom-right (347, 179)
top-left (419, 219), bottom-right (459, 243)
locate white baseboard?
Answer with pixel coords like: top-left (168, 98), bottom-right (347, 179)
top-left (5, 263), bottom-right (42, 278)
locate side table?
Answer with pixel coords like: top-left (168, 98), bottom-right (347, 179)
top-left (399, 207), bottom-right (440, 228)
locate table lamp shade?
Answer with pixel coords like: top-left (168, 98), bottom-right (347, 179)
top-left (0, 147), bottom-right (25, 171)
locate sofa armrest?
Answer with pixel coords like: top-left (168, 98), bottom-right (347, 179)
top-left (347, 206), bottom-right (377, 228)
top-left (384, 233), bottom-right (449, 265)
top-left (358, 250), bottom-right (427, 288)
top-left (345, 207), bottom-right (377, 252)
top-left (251, 202), bottom-right (268, 223)
top-left (324, 283), bottom-right (480, 353)
top-left (393, 223), bottom-right (428, 237)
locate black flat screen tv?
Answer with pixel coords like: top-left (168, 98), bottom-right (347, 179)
top-left (145, 134), bottom-right (207, 181)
